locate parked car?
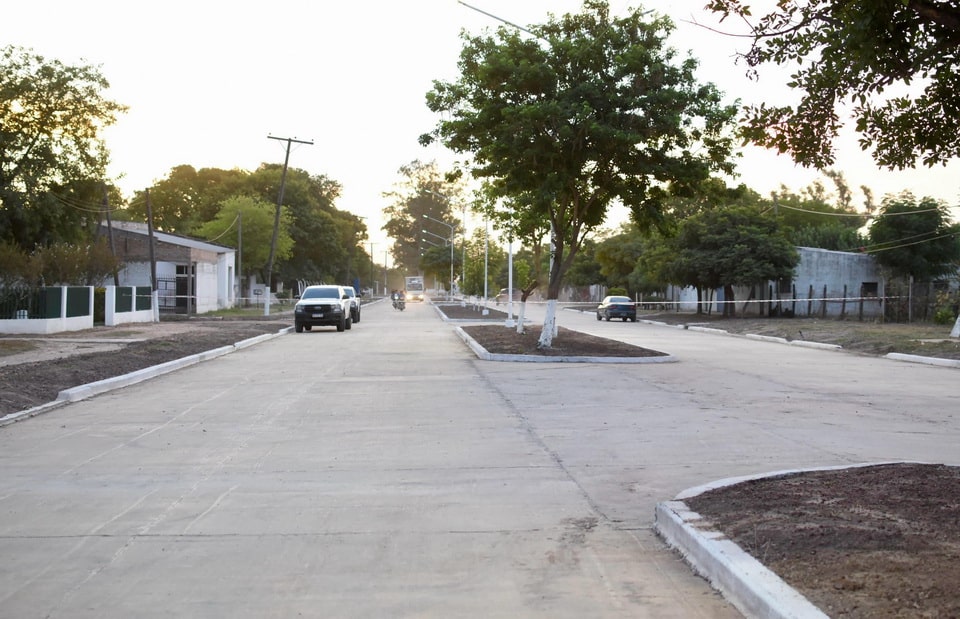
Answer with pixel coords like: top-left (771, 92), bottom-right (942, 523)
top-left (495, 288), bottom-right (523, 304)
top-left (342, 286), bottom-right (361, 323)
top-left (294, 285), bottom-right (352, 332)
top-left (596, 295), bottom-right (636, 322)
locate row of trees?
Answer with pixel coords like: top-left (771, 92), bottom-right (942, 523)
top-left (412, 0), bottom-right (960, 345)
top-left (0, 45), bottom-right (371, 294)
top-left (393, 164), bottom-right (959, 317)
top-left (122, 164), bottom-right (370, 292)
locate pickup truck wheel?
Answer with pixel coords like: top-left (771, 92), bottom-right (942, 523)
top-left (337, 317), bottom-right (345, 332)
top-left (345, 315), bottom-right (352, 330)
top-left (295, 322), bottom-right (304, 333)
top-left (353, 310), bottom-right (360, 323)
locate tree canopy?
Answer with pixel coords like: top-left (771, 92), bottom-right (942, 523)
top-left (661, 206), bottom-right (799, 315)
top-left (707, 0), bottom-right (960, 169)
top-left (867, 192), bottom-right (960, 281)
top-left (381, 160), bottom-right (463, 276)
top-left (127, 164), bottom-right (365, 290)
top-left (0, 45), bottom-right (127, 248)
top-left (423, 0), bottom-right (738, 345)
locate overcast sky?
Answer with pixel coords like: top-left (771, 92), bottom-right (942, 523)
top-left (6, 1), bottom-right (959, 253)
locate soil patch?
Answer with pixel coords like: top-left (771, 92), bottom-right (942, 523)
top-left (0, 319), bottom-right (286, 416)
top-left (686, 463), bottom-right (960, 618)
top-left (461, 324), bottom-right (668, 358)
top-left (439, 303), bottom-right (666, 357)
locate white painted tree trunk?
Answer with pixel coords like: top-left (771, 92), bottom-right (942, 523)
top-left (951, 314), bottom-right (960, 338)
top-left (538, 299), bottom-right (558, 348)
top-left (516, 302), bottom-right (526, 334)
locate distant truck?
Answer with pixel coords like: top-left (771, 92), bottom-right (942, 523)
top-left (404, 276), bottom-right (424, 301)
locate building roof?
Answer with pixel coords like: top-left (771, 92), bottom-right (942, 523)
top-left (102, 221), bottom-right (235, 255)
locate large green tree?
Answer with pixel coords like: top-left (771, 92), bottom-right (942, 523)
top-left (423, 0), bottom-right (737, 346)
top-left (867, 192), bottom-right (960, 281)
top-left (0, 45), bottom-right (127, 248)
top-left (707, 0), bottom-right (960, 169)
top-left (381, 160), bottom-right (463, 276)
top-left (194, 195), bottom-right (292, 283)
top-left (127, 163), bottom-right (362, 291)
top-left (665, 206), bottom-right (799, 316)
top-left (126, 165), bottom-right (250, 234)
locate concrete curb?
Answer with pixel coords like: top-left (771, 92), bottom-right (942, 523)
top-left (885, 352), bottom-right (960, 368)
top-left (654, 462), bottom-right (917, 619)
top-left (642, 318), bottom-right (960, 364)
top-left (0, 327), bottom-right (292, 427)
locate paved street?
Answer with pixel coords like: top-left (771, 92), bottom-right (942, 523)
top-left (1, 299), bottom-right (957, 618)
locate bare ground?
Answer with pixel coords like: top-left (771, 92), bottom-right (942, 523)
top-left (2, 304), bottom-right (959, 617)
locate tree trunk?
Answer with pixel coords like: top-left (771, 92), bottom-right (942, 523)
top-left (723, 284), bottom-right (735, 317)
top-left (516, 302), bottom-right (526, 334)
top-left (538, 299), bottom-right (558, 348)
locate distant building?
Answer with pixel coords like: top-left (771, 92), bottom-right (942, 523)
top-left (667, 247), bottom-right (884, 318)
top-left (99, 221), bottom-right (236, 314)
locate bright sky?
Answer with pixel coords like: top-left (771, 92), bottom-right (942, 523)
top-left (6, 1), bottom-right (959, 255)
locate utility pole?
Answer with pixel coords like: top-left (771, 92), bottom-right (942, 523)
top-left (265, 134), bottom-right (313, 315)
top-left (101, 184), bottom-right (120, 287)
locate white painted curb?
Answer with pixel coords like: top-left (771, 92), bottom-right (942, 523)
top-left (655, 462), bottom-right (923, 619)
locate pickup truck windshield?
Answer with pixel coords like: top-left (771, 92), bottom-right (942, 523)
top-left (301, 288), bottom-right (338, 299)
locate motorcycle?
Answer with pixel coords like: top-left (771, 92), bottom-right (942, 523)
top-left (392, 294), bottom-right (405, 311)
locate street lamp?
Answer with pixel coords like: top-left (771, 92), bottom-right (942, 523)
top-left (425, 189), bottom-right (465, 298)
top-left (421, 228), bottom-right (448, 244)
top-left (423, 213), bottom-right (454, 300)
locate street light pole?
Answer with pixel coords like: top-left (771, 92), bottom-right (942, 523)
top-left (423, 213), bottom-right (454, 300)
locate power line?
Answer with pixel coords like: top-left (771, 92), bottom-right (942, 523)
top-left (775, 202), bottom-right (946, 218)
top-left (849, 229), bottom-right (960, 254)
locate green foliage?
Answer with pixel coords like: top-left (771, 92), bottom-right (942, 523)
top-left (126, 163), bottom-right (361, 288)
top-left (595, 227), bottom-right (644, 291)
top-left (607, 287), bottom-right (627, 296)
top-left (932, 291), bottom-right (959, 325)
top-left (867, 192), bottom-right (960, 281)
top-left (790, 223), bottom-right (866, 252)
top-left (564, 238), bottom-right (603, 287)
top-left (664, 206), bottom-right (799, 294)
top-left (382, 160), bottom-right (463, 275)
top-left (127, 165), bottom-right (250, 234)
top-left (0, 241), bottom-right (39, 288)
top-left (459, 228), bottom-right (505, 296)
top-left (0, 45), bottom-right (127, 249)
top-left (419, 243), bottom-right (457, 289)
top-left (196, 196), bottom-right (291, 279)
top-left (423, 1), bottom-right (738, 300)
top-left (0, 240), bottom-right (121, 286)
top-left (707, 0), bottom-right (960, 169)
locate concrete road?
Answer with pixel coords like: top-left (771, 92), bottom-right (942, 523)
top-left (1, 300), bottom-right (956, 618)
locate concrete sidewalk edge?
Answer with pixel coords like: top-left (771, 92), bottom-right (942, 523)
top-left (0, 327), bottom-right (292, 428)
top-left (654, 461), bottom-right (926, 619)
